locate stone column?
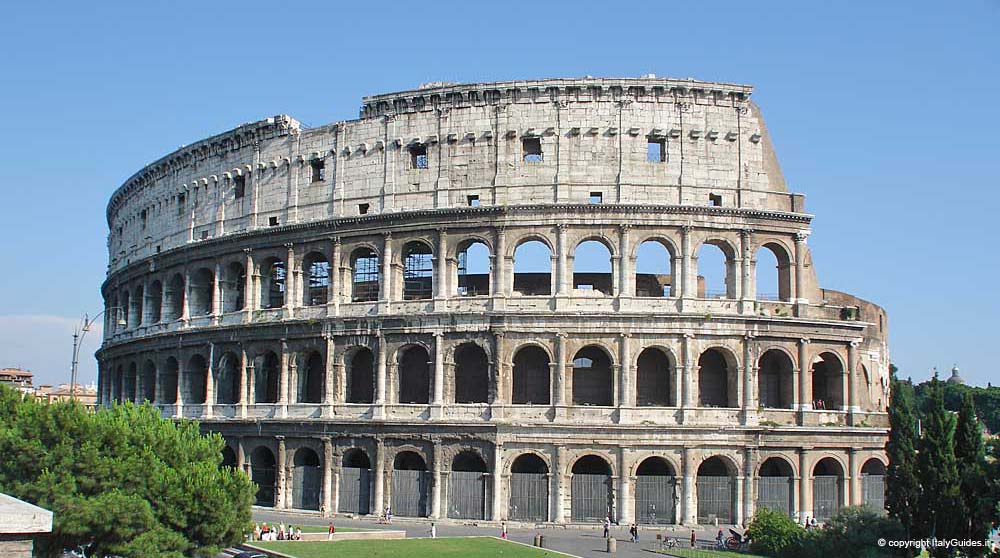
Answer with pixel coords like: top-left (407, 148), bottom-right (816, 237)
top-left (848, 340), bottom-right (861, 414)
top-left (492, 330), bottom-right (506, 406)
top-left (735, 472), bottom-right (745, 526)
top-left (431, 443), bottom-right (443, 519)
top-left (373, 439), bottom-right (385, 514)
top-left (243, 249), bottom-right (255, 317)
top-left (556, 224), bottom-right (569, 295)
top-left (433, 332), bottom-right (444, 405)
top-left (323, 438), bottom-right (335, 516)
top-left (742, 334), bottom-right (757, 424)
top-left (285, 243), bottom-right (296, 313)
top-left (329, 237), bottom-right (342, 314)
top-left (381, 233), bottom-right (393, 302)
top-left (618, 447), bottom-right (633, 524)
top-left (553, 446), bottom-right (566, 523)
top-left (276, 436), bottom-right (287, 509)
top-left (279, 341), bottom-right (290, 418)
top-left (436, 229), bottom-right (448, 299)
top-left (205, 343), bottom-right (215, 417)
top-left (619, 333), bottom-right (632, 408)
top-left (740, 229), bottom-right (754, 301)
top-left (492, 441), bottom-right (504, 520)
top-left (681, 226), bottom-right (695, 298)
top-left (181, 268), bottom-right (191, 323)
top-left (681, 447), bottom-right (696, 524)
top-left (798, 339), bottom-right (812, 410)
top-left (238, 348), bottom-right (248, 418)
top-left (236, 437), bottom-right (246, 473)
top-left (175, 357), bottom-right (184, 418)
top-left (794, 232), bottom-right (809, 303)
top-left (493, 227), bottom-right (506, 296)
top-left (212, 262), bottom-right (223, 319)
top-left (798, 448), bottom-right (810, 523)
top-left (743, 446), bottom-right (757, 526)
top-left (375, 333), bottom-right (387, 418)
top-left (618, 224), bottom-right (631, 297)
top-left (555, 333), bottom-right (567, 406)
top-left (324, 336), bottom-right (336, 414)
top-left (682, 333), bottom-right (696, 408)
top-left (847, 448), bottom-right (859, 507)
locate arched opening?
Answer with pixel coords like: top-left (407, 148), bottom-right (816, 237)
top-left (697, 241), bottom-right (735, 299)
top-left (164, 273), bottom-right (185, 320)
top-left (698, 349), bottom-right (737, 408)
top-left (124, 362), bottom-right (137, 401)
top-left (402, 241), bottom-right (433, 300)
top-left (398, 346), bottom-right (431, 404)
top-left (303, 252), bottom-right (330, 306)
top-left (250, 446), bottom-right (276, 507)
top-left (340, 449), bottom-right (372, 514)
top-left (812, 457), bottom-right (844, 521)
top-left (512, 346), bottom-right (551, 405)
top-left (351, 248), bottom-right (380, 302)
top-left (260, 258), bottom-right (286, 309)
top-left (457, 240), bottom-right (490, 296)
top-left (635, 240), bottom-right (674, 297)
top-left (184, 354), bottom-right (208, 404)
top-left (756, 243), bottom-right (792, 301)
top-left (635, 457), bottom-right (677, 524)
top-left (392, 451), bottom-right (430, 517)
top-left (571, 455), bottom-right (613, 522)
top-left (454, 343), bottom-right (489, 404)
top-left (860, 459), bottom-right (886, 513)
top-left (131, 285), bottom-right (144, 327)
top-left (757, 457), bottom-right (794, 517)
top-left (758, 349), bottom-right (794, 409)
top-left (147, 280), bottom-right (162, 323)
top-left (254, 352), bottom-right (280, 404)
top-left (222, 262), bottom-right (245, 313)
top-left (292, 448), bottom-right (321, 511)
top-left (220, 446), bottom-right (237, 469)
top-left (513, 240), bottom-right (552, 296)
top-left (159, 357), bottom-right (179, 404)
top-left (636, 348), bottom-right (674, 406)
top-left (216, 353), bottom-right (240, 405)
top-left (573, 240), bottom-right (613, 295)
top-left (449, 452), bottom-right (488, 519)
top-left (572, 346), bottom-right (613, 406)
top-left (346, 347), bottom-right (375, 404)
top-left (697, 456), bottom-right (736, 524)
top-left (811, 352), bottom-right (844, 410)
top-left (113, 365), bottom-right (124, 402)
top-left (119, 290), bottom-right (131, 330)
top-left (140, 360), bottom-right (156, 402)
top-left (189, 267), bottom-right (214, 316)
top-left (297, 351), bottom-right (324, 404)
top-left (509, 454), bottom-right (549, 521)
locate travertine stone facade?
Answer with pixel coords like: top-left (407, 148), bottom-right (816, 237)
top-left (98, 77), bottom-right (889, 526)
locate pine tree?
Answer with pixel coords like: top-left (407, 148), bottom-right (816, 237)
top-left (916, 373), bottom-right (962, 558)
top-left (885, 365), bottom-right (920, 551)
top-left (954, 391), bottom-right (989, 555)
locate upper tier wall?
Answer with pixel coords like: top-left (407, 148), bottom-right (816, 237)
top-left (105, 78), bottom-right (797, 273)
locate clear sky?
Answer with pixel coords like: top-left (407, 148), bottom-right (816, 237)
top-left (1, 0), bottom-right (996, 388)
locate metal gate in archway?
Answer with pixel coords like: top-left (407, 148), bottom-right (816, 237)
top-left (292, 464), bottom-right (321, 510)
top-left (697, 476), bottom-right (734, 524)
top-left (448, 471), bottom-right (486, 519)
top-left (571, 474), bottom-right (612, 521)
top-left (861, 475), bottom-right (885, 513)
top-left (813, 476), bottom-right (841, 521)
top-left (392, 470), bottom-right (430, 517)
top-left (635, 475), bottom-right (677, 524)
top-left (252, 465), bottom-right (276, 507)
top-left (509, 473), bottom-right (548, 522)
top-left (339, 467), bottom-right (371, 514)
top-left (757, 477), bottom-right (793, 517)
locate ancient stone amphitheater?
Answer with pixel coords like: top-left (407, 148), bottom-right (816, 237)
top-left (98, 77), bottom-right (889, 526)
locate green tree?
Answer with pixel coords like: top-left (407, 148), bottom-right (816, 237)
top-left (746, 507), bottom-right (804, 557)
top-left (915, 374), bottom-right (962, 557)
top-left (885, 365), bottom-right (919, 550)
top-left (954, 391), bottom-right (990, 555)
top-left (0, 386), bottom-right (254, 558)
top-left (781, 506), bottom-right (907, 558)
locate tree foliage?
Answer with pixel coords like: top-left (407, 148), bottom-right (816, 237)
top-left (746, 507), bottom-right (804, 557)
top-left (914, 375), bottom-right (962, 558)
top-left (885, 364), bottom-right (919, 549)
top-left (954, 391), bottom-right (991, 556)
top-left (782, 507), bottom-right (908, 558)
top-left (0, 385), bottom-right (254, 558)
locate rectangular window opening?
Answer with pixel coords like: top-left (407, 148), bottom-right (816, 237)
top-left (140, 209), bottom-right (147, 230)
top-left (647, 138), bottom-right (666, 163)
top-left (200, 230), bottom-right (209, 240)
top-left (410, 144), bottom-right (428, 169)
top-left (522, 137), bottom-right (543, 163)
top-left (177, 193), bottom-right (186, 216)
top-left (310, 159), bottom-right (326, 182)
top-left (358, 203), bottom-right (370, 215)
top-left (709, 193), bottom-right (723, 207)
top-left (589, 191), bottom-right (603, 204)
top-left (268, 216), bottom-right (279, 227)
top-left (467, 195), bottom-right (480, 207)
top-left (234, 175), bottom-right (246, 198)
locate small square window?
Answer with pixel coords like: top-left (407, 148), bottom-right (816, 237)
top-left (589, 191), bottom-right (603, 204)
top-left (522, 137), bottom-right (542, 163)
top-left (234, 175), bottom-right (246, 198)
top-left (358, 203), bottom-right (370, 215)
top-left (647, 138), bottom-right (666, 163)
top-left (268, 216), bottom-right (279, 227)
top-left (200, 230), bottom-right (209, 240)
top-left (410, 144), bottom-right (428, 169)
top-left (467, 195), bottom-right (480, 207)
top-left (709, 193), bottom-right (722, 207)
top-left (311, 159), bottom-right (325, 182)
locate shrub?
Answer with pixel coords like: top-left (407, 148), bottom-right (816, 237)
top-left (781, 506), bottom-right (908, 558)
top-left (747, 507), bottom-right (804, 556)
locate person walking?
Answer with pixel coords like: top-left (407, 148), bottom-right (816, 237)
top-left (603, 516), bottom-right (611, 538)
top-left (430, 522), bottom-right (437, 538)
top-left (716, 528), bottom-right (725, 548)
top-left (629, 523), bottom-right (638, 543)
top-left (690, 529), bottom-right (697, 548)
top-left (501, 521), bottom-right (508, 539)
top-left (328, 522), bottom-right (335, 540)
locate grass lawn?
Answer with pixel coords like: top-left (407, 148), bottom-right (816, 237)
top-left (253, 536), bottom-right (574, 558)
top-left (654, 548), bottom-right (769, 558)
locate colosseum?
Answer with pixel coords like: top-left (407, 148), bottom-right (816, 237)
top-left (97, 76), bottom-right (890, 527)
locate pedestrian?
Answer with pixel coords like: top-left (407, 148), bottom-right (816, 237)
top-left (386, 506), bottom-right (393, 524)
top-left (253, 522), bottom-right (261, 541)
top-left (804, 515), bottom-right (812, 531)
top-left (810, 517), bottom-right (818, 529)
top-left (690, 529), bottom-right (697, 548)
top-left (501, 521), bottom-right (508, 539)
top-left (603, 516), bottom-right (611, 538)
top-left (295, 527), bottom-right (302, 540)
top-left (328, 522), bottom-right (335, 540)
top-left (716, 528), bottom-right (725, 548)
top-left (629, 523), bottom-right (638, 543)
top-left (430, 522), bottom-right (437, 538)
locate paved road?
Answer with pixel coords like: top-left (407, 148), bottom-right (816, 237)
top-left (249, 509), bottom-right (741, 558)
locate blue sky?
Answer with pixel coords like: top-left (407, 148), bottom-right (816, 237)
top-left (1, 0), bottom-right (996, 387)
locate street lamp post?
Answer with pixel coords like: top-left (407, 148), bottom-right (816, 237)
top-left (70, 308), bottom-right (124, 400)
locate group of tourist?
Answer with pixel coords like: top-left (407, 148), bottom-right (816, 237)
top-left (252, 522), bottom-right (303, 541)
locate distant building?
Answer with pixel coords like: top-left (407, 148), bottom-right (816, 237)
top-left (0, 493), bottom-right (52, 558)
top-left (947, 365), bottom-right (965, 385)
top-left (0, 368), bottom-right (33, 389)
top-left (35, 383), bottom-right (99, 409)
